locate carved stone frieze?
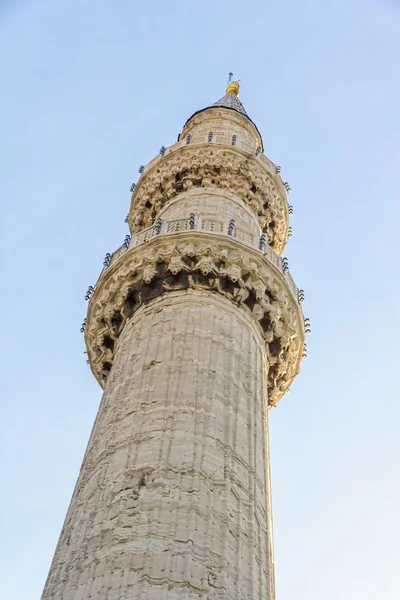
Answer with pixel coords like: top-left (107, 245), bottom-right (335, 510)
top-left (128, 145), bottom-right (289, 254)
top-left (85, 234), bottom-right (304, 406)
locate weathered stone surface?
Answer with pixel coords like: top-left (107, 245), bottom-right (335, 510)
top-left (158, 188), bottom-right (261, 239)
top-left (42, 293), bottom-right (275, 600)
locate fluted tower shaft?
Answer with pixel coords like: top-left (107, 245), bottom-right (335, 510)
top-left (42, 83), bottom-right (305, 600)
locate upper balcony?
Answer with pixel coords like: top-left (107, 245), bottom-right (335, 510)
top-left (131, 130), bottom-right (287, 203)
top-left (128, 134), bottom-right (291, 255)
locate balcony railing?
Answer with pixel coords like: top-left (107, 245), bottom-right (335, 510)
top-left (94, 215), bottom-right (299, 302)
top-left (130, 216), bottom-right (262, 251)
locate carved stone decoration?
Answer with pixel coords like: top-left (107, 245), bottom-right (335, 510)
top-left (142, 264), bottom-right (157, 284)
top-left (222, 262), bottom-right (242, 283)
top-left (166, 254), bottom-right (190, 275)
top-left (195, 254), bottom-right (219, 275)
top-left (85, 234), bottom-right (304, 405)
top-left (128, 145), bottom-right (289, 254)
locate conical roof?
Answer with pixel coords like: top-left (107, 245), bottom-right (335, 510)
top-left (212, 92), bottom-right (248, 117)
top-left (181, 81), bottom-right (263, 150)
top-left (183, 90), bottom-right (252, 128)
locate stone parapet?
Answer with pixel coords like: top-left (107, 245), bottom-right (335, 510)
top-left (93, 216), bottom-right (295, 296)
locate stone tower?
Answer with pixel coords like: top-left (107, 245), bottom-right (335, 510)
top-left (42, 80), bottom-right (307, 600)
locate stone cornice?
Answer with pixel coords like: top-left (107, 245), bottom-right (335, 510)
top-left (85, 233), bottom-right (304, 406)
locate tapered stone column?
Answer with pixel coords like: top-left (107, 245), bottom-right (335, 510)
top-left (42, 80), bottom-right (306, 599)
top-left (43, 292), bottom-right (275, 599)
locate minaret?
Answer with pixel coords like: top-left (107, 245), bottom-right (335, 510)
top-left (42, 79), bottom-right (307, 600)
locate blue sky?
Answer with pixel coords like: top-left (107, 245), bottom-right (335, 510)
top-left (1, 1), bottom-right (399, 598)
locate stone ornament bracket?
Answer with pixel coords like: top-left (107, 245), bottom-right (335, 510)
top-left (128, 144), bottom-right (289, 254)
top-left (85, 234), bottom-right (305, 407)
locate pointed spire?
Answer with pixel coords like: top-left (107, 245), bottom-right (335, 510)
top-left (213, 92), bottom-right (248, 116)
top-left (182, 75), bottom-right (263, 150)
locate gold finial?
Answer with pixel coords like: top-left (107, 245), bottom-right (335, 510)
top-left (226, 79), bottom-right (241, 96)
top-left (226, 73), bottom-right (241, 96)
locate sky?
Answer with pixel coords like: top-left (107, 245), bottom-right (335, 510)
top-left (1, 0), bottom-right (399, 598)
